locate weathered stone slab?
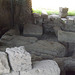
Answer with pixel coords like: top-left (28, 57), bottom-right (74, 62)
top-left (20, 60), bottom-right (60, 75)
top-left (58, 30), bottom-right (75, 43)
top-left (23, 24), bottom-right (42, 36)
top-left (26, 40), bottom-right (66, 60)
top-left (0, 34), bottom-right (38, 47)
top-left (6, 46), bottom-right (32, 71)
top-left (0, 52), bottom-right (10, 74)
top-left (2, 71), bottom-right (19, 75)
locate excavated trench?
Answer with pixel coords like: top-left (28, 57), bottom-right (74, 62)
top-left (66, 70), bottom-right (75, 75)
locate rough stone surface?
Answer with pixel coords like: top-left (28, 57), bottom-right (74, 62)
top-left (6, 46), bottom-right (32, 71)
top-left (20, 60), bottom-right (60, 75)
top-left (58, 30), bottom-right (75, 43)
top-left (0, 34), bottom-right (37, 47)
top-left (26, 40), bottom-right (66, 60)
top-left (2, 71), bottom-right (19, 75)
top-left (0, 52), bottom-right (10, 74)
top-left (59, 7), bottom-right (68, 18)
top-left (23, 24), bottom-right (42, 36)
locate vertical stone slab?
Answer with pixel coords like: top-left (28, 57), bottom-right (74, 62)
top-left (0, 52), bottom-right (10, 74)
top-left (6, 46), bottom-right (32, 71)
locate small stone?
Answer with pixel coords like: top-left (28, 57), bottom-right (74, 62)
top-left (59, 7), bottom-right (68, 18)
top-left (6, 46), bottom-right (32, 71)
top-left (0, 52), bottom-right (10, 74)
top-left (41, 10), bottom-right (48, 19)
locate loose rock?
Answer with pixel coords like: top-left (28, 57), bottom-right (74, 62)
top-left (6, 46), bottom-right (32, 71)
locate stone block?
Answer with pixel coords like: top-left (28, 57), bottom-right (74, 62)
top-left (26, 40), bottom-right (66, 59)
top-left (59, 7), bottom-right (68, 18)
top-left (20, 60), bottom-right (60, 75)
top-left (59, 12), bottom-right (68, 18)
top-left (58, 30), bottom-right (75, 43)
top-left (23, 24), bottom-right (42, 36)
top-left (6, 46), bottom-right (32, 71)
top-left (0, 52), bottom-right (10, 74)
top-left (59, 7), bottom-right (68, 13)
top-left (41, 10), bottom-right (48, 19)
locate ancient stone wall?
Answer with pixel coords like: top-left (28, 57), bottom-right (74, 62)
top-left (0, 46), bottom-right (60, 75)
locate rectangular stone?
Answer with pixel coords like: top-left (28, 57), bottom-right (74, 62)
top-left (58, 30), bottom-right (75, 43)
top-left (6, 46), bottom-right (32, 71)
top-left (23, 24), bottom-right (42, 36)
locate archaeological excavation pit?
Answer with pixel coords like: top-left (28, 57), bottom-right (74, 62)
top-left (0, 0), bottom-right (75, 75)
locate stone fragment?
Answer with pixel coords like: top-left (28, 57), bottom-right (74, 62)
top-left (58, 30), bottom-right (75, 43)
top-left (0, 52), bottom-right (10, 74)
top-left (59, 7), bottom-right (68, 18)
top-left (2, 71), bottom-right (19, 75)
top-left (41, 10), bottom-right (48, 19)
top-left (61, 18), bottom-right (67, 23)
top-left (6, 46), bottom-right (32, 71)
top-left (20, 60), bottom-right (60, 75)
top-left (33, 13), bottom-right (41, 24)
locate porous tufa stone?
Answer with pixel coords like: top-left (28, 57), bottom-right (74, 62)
top-left (6, 46), bottom-right (32, 71)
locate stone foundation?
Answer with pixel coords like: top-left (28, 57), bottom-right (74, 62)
top-left (0, 46), bottom-right (60, 75)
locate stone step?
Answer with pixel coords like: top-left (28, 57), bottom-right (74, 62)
top-left (23, 24), bottom-right (42, 36)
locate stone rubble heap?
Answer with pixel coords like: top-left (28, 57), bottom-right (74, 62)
top-left (0, 46), bottom-right (60, 75)
top-left (33, 12), bottom-right (75, 33)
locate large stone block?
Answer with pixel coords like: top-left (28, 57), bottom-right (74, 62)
top-left (20, 60), bottom-right (60, 75)
top-left (0, 52), bottom-right (10, 74)
top-left (26, 40), bottom-right (66, 59)
top-left (58, 30), bottom-right (75, 43)
top-left (0, 32), bottom-right (38, 47)
top-left (6, 46), bottom-right (32, 71)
